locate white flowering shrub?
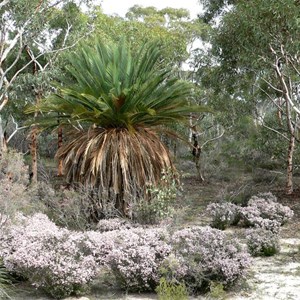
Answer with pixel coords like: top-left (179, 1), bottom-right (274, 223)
top-left (105, 228), bottom-right (172, 292)
top-left (167, 226), bottom-right (251, 293)
top-left (247, 193), bottom-right (293, 224)
top-left (206, 202), bottom-right (240, 230)
top-left (246, 228), bottom-right (280, 256)
top-left (0, 213), bottom-right (98, 299)
top-left (96, 218), bottom-right (133, 232)
top-left (84, 230), bottom-right (118, 266)
top-left (240, 192), bottom-right (293, 227)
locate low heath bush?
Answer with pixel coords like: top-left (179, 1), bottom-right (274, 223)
top-left (0, 213), bottom-right (98, 299)
top-left (240, 192), bottom-right (293, 228)
top-left (246, 228), bottom-right (280, 256)
top-left (206, 202), bottom-right (240, 230)
top-left (106, 227), bottom-right (172, 292)
top-left (166, 226), bottom-right (251, 293)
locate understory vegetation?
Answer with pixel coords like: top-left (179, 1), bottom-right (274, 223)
top-left (0, 150), bottom-right (296, 299)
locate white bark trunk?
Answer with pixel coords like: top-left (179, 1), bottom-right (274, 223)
top-left (286, 134), bottom-right (295, 194)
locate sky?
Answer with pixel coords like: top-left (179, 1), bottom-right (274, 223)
top-left (99, 0), bottom-right (203, 19)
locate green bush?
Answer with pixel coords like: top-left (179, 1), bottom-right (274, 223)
top-left (246, 228), bottom-right (280, 257)
top-left (0, 259), bottom-right (11, 299)
top-left (156, 277), bottom-right (188, 300)
top-left (133, 170), bottom-right (180, 224)
top-left (0, 151), bottom-right (46, 218)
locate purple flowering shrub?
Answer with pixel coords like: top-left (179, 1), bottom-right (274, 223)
top-left (240, 192), bottom-right (293, 227)
top-left (246, 228), bottom-right (280, 256)
top-left (0, 213), bottom-right (98, 299)
top-left (0, 213), bottom-right (256, 296)
top-left (105, 228), bottom-right (172, 292)
top-left (0, 213), bottom-right (171, 295)
top-left (166, 226), bottom-right (251, 292)
top-left (206, 202), bottom-right (240, 230)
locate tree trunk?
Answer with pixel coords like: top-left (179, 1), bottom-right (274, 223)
top-left (0, 115), bottom-right (7, 154)
top-left (57, 126), bottom-right (63, 176)
top-left (192, 133), bottom-right (204, 182)
top-left (29, 89), bottom-right (41, 184)
top-left (286, 134), bottom-right (295, 195)
top-left (29, 126), bottom-right (38, 183)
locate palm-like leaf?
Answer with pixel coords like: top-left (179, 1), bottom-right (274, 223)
top-left (26, 39), bottom-right (208, 217)
top-left (28, 39), bottom-right (203, 129)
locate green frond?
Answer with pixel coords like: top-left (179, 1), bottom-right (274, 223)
top-left (26, 38), bottom-right (208, 130)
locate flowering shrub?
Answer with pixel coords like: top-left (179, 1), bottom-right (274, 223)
top-left (84, 230), bottom-right (118, 266)
top-left (240, 193), bottom-right (293, 227)
top-left (105, 228), bottom-right (172, 291)
top-left (206, 202), bottom-right (240, 230)
top-left (247, 193), bottom-right (293, 224)
top-left (0, 213), bottom-right (98, 299)
top-left (167, 226), bottom-right (251, 292)
top-left (246, 228), bottom-right (280, 256)
top-left (96, 218), bottom-right (133, 232)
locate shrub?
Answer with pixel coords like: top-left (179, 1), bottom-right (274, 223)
top-left (156, 277), bottom-right (188, 300)
top-left (96, 218), bottom-right (133, 232)
top-left (0, 258), bottom-right (11, 299)
top-left (33, 183), bottom-right (97, 230)
top-left (0, 151), bottom-right (29, 185)
top-left (0, 213), bottom-right (98, 299)
top-left (246, 228), bottom-right (280, 256)
top-left (105, 228), bottom-right (172, 292)
top-left (247, 193), bottom-right (293, 224)
top-left (133, 169), bottom-right (180, 224)
top-left (167, 226), bottom-right (251, 293)
top-left (240, 193), bottom-right (293, 228)
top-left (206, 202), bottom-right (240, 230)
top-left (0, 151), bottom-right (45, 219)
top-left (208, 282), bottom-right (227, 299)
top-left (84, 230), bottom-right (118, 266)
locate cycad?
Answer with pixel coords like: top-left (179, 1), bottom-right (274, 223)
top-left (28, 39), bottom-right (206, 217)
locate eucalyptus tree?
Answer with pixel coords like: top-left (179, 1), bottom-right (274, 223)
top-left (27, 39), bottom-right (207, 218)
top-left (0, 0), bottom-right (92, 180)
top-left (91, 5), bottom-right (209, 69)
top-left (199, 0), bottom-right (300, 194)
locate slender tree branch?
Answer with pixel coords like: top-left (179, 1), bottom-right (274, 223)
top-left (0, 35), bottom-right (24, 89)
top-left (6, 115), bottom-right (28, 143)
top-left (261, 77), bottom-right (283, 94)
top-left (260, 119), bottom-right (289, 141)
top-left (255, 84), bottom-right (285, 113)
top-left (287, 56), bottom-right (300, 77)
top-left (0, 0), bottom-right (10, 8)
top-left (0, 94), bottom-right (8, 111)
top-left (201, 129), bottom-right (225, 148)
